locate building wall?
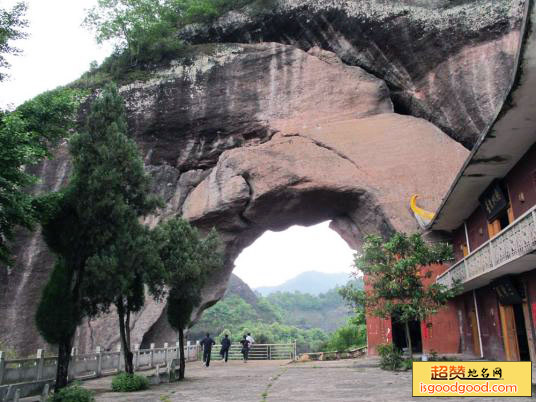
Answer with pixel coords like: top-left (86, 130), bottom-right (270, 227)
top-left (506, 144), bottom-right (536, 218)
top-left (453, 144), bottom-right (535, 251)
top-left (452, 226), bottom-right (467, 262)
top-left (421, 301), bottom-right (460, 354)
top-left (444, 144), bottom-right (536, 361)
top-left (475, 285), bottom-right (505, 361)
top-left (520, 269), bottom-right (536, 362)
top-left (420, 263), bottom-right (461, 354)
top-left (466, 207), bottom-right (489, 251)
top-left (366, 263), bottom-right (461, 356)
top-left (366, 315), bottom-right (392, 356)
top-left (456, 292), bottom-right (478, 356)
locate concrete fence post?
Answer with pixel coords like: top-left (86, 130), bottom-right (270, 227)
top-left (68, 347), bottom-right (77, 380)
top-left (164, 343), bottom-right (169, 365)
top-left (134, 344), bottom-right (140, 371)
top-left (150, 343), bottom-right (155, 368)
top-left (116, 344), bottom-right (122, 372)
top-left (176, 342), bottom-right (180, 360)
top-left (36, 349), bottom-right (44, 381)
top-left (0, 351), bottom-right (5, 385)
top-left (40, 383), bottom-right (50, 402)
top-left (154, 364), bottom-right (161, 385)
top-left (14, 388), bottom-right (20, 402)
top-left (95, 347), bottom-right (102, 377)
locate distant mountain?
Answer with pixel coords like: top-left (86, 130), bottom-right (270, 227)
top-left (225, 274), bottom-right (259, 306)
top-left (255, 271), bottom-right (351, 296)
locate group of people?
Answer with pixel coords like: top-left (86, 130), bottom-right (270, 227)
top-left (199, 332), bottom-right (255, 367)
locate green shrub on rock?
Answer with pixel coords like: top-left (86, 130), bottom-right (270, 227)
top-left (111, 372), bottom-right (149, 392)
top-left (47, 384), bottom-right (95, 402)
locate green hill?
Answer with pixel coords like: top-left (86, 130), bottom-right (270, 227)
top-left (188, 274), bottom-right (364, 353)
top-left (256, 271), bottom-right (351, 296)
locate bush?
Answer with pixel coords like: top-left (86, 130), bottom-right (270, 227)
top-left (427, 350), bottom-right (456, 362)
top-left (377, 343), bottom-right (403, 371)
top-left (111, 372), bottom-right (149, 392)
top-left (326, 317), bottom-right (366, 352)
top-left (48, 384), bottom-right (95, 402)
top-left (401, 358), bottom-right (413, 371)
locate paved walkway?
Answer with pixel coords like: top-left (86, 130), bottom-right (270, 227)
top-left (83, 358), bottom-right (536, 401)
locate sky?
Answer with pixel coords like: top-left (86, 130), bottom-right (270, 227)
top-left (1, 1), bottom-right (356, 289)
top-left (0, 0), bottom-right (113, 108)
top-left (234, 221), bottom-right (355, 289)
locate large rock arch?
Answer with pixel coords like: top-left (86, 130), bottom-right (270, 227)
top-left (2, 42), bottom-right (469, 355)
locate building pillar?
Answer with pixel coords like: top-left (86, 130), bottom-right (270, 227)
top-left (473, 290), bottom-right (484, 358)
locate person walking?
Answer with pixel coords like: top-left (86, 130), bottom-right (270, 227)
top-left (200, 333), bottom-right (216, 367)
top-left (240, 335), bottom-right (250, 363)
top-left (220, 334), bottom-right (231, 363)
top-left (246, 332), bottom-right (255, 347)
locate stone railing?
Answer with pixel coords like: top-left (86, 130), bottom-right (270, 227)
top-left (0, 342), bottom-right (200, 387)
top-left (437, 205), bottom-right (536, 288)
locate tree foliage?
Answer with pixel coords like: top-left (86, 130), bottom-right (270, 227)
top-left (36, 84), bottom-right (160, 388)
top-left (154, 217), bottom-right (223, 379)
top-left (35, 258), bottom-right (82, 346)
top-left (190, 286), bottom-right (365, 354)
top-left (83, 0), bottom-right (253, 66)
top-left (0, 1), bottom-right (28, 82)
top-left (325, 316), bottom-right (366, 352)
top-left (355, 232), bottom-right (459, 357)
top-left (0, 89), bottom-right (83, 265)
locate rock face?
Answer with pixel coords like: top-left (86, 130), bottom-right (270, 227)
top-left (182, 0), bottom-right (526, 148)
top-left (0, 0), bottom-right (526, 355)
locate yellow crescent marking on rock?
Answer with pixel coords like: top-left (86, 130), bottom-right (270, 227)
top-left (410, 194), bottom-right (435, 221)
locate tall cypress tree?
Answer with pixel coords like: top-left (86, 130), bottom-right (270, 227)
top-left (153, 218), bottom-right (222, 380)
top-left (35, 83), bottom-right (161, 390)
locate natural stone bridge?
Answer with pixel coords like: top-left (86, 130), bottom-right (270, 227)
top-left (0, 0), bottom-right (528, 360)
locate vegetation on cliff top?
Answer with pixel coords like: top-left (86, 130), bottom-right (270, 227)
top-left (75, 0), bottom-right (261, 88)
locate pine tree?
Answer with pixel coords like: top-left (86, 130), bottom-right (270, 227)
top-left (35, 83), bottom-right (161, 390)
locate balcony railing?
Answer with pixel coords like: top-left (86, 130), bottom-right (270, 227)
top-left (437, 205), bottom-right (536, 288)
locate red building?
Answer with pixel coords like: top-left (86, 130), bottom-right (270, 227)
top-left (367, 2), bottom-right (536, 361)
